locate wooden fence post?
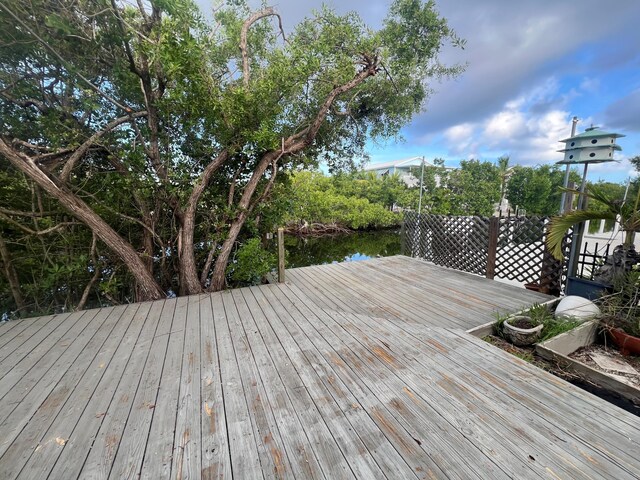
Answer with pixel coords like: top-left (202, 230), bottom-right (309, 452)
top-left (486, 216), bottom-right (499, 279)
top-left (277, 227), bottom-right (285, 283)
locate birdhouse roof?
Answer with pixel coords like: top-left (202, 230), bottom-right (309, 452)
top-left (559, 126), bottom-right (626, 143)
top-left (557, 144), bottom-right (622, 153)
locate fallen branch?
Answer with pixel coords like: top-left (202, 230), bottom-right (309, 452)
top-left (284, 222), bottom-right (351, 236)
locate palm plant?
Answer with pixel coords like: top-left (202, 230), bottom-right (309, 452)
top-left (548, 185), bottom-right (640, 347)
top-left (546, 184), bottom-right (640, 262)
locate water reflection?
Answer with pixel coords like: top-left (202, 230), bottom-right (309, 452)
top-left (279, 230), bottom-right (401, 268)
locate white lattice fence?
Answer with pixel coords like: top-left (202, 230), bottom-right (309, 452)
top-left (403, 211), bottom-right (569, 294)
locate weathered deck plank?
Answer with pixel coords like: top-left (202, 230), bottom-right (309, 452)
top-left (213, 291), bottom-right (263, 480)
top-left (0, 256), bottom-right (638, 480)
top-left (247, 286), bottom-right (388, 479)
top-left (79, 300), bottom-right (165, 479)
top-left (337, 311), bottom-right (619, 479)
top-left (0, 313), bottom-right (58, 351)
top-left (15, 304), bottom-right (135, 479)
top-left (46, 302), bottom-right (152, 480)
top-left (221, 289), bottom-right (291, 480)
top-left (140, 296), bottom-right (188, 479)
top-left (108, 298), bottom-right (175, 480)
top-left (235, 288), bottom-right (327, 479)
top-left (0, 310), bottom-right (93, 422)
top-left (0, 312), bottom-right (74, 375)
top-left (250, 285), bottom-right (419, 480)
top-left (274, 282), bottom-right (505, 479)
top-left (199, 294), bottom-right (232, 480)
top-left (0, 306), bottom-right (121, 478)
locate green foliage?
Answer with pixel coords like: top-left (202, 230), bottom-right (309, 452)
top-left (418, 159), bottom-right (501, 216)
top-left (227, 238), bottom-right (276, 286)
top-left (506, 165), bottom-right (580, 216)
top-left (0, 0), bottom-right (462, 314)
top-left (547, 184), bottom-right (640, 260)
top-left (539, 318), bottom-right (582, 342)
top-left (282, 171), bottom-right (404, 230)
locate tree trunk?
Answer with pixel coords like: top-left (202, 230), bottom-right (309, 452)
top-left (209, 151), bottom-right (279, 291)
top-left (0, 139), bottom-right (165, 302)
top-left (0, 235), bottom-right (26, 316)
top-left (209, 66), bottom-right (378, 291)
top-left (178, 151), bottom-right (228, 295)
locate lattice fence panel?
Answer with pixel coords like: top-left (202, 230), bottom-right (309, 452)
top-left (495, 216), bottom-right (547, 283)
top-left (404, 212), bottom-right (572, 295)
top-left (494, 215), bottom-right (571, 294)
top-left (403, 212), bottom-right (490, 276)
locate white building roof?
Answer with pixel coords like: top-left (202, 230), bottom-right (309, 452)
top-left (362, 156), bottom-right (432, 171)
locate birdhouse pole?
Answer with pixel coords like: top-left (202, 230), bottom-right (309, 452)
top-left (559, 116), bottom-right (579, 213)
top-left (556, 126), bottom-right (624, 279)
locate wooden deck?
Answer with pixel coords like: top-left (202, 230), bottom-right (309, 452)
top-left (0, 256), bottom-right (638, 479)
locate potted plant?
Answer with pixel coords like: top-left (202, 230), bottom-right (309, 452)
top-left (502, 315), bottom-right (544, 346)
top-left (547, 185), bottom-right (640, 297)
top-left (598, 271), bottom-right (640, 356)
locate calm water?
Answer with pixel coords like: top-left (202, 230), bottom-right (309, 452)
top-left (280, 229), bottom-right (401, 269)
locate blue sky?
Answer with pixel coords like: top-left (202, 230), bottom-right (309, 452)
top-left (197, 0), bottom-right (640, 183)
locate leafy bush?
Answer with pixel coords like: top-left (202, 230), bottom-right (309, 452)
top-left (227, 238), bottom-right (276, 286)
top-left (284, 171), bottom-right (404, 230)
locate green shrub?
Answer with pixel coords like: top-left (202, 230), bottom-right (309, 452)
top-left (228, 238), bottom-right (276, 286)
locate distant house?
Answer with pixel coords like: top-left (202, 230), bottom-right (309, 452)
top-left (362, 157), bottom-right (431, 187)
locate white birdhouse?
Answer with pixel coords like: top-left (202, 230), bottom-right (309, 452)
top-left (557, 126), bottom-right (624, 164)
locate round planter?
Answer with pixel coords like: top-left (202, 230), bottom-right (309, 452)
top-left (608, 328), bottom-right (640, 356)
top-left (503, 315), bottom-right (543, 347)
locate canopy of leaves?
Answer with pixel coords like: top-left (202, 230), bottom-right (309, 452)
top-left (547, 183), bottom-right (640, 260)
top-left (282, 171), bottom-right (402, 230)
top-left (0, 0), bottom-right (463, 316)
top-left (416, 159), bottom-right (501, 216)
top-left (506, 165), bottom-right (581, 216)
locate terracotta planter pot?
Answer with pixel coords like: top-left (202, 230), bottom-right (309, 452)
top-left (608, 328), bottom-right (640, 356)
top-left (524, 282), bottom-right (540, 292)
top-left (503, 315), bottom-right (544, 347)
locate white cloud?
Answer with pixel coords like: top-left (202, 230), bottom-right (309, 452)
top-left (443, 123), bottom-right (478, 156)
top-left (444, 123), bottom-right (475, 143)
top-left (484, 110), bottom-right (526, 141)
top-left (439, 80), bottom-right (572, 165)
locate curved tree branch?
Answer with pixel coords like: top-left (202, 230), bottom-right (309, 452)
top-left (60, 110), bottom-right (148, 181)
top-left (110, 0), bottom-right (141, 76)
top-left (0, 138), bottom-right (164, 300)
top-left (178, 150), bottom-right (229, 294)
top-left (209, 60), bottom-right (379, 292)
top-left (0, 211), bottom-right (80, 236)
top-left (240, 7), bottom-right (286, 87)
top-left (0, 235), bottom-right (26, 316)
top-left (75, 233), bottom-right (100, 311)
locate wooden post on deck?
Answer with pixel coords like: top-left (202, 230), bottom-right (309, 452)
top-left (277, 227), bottom-right (285, 283)
top-left (486, 216), bottom-right (499, 279)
